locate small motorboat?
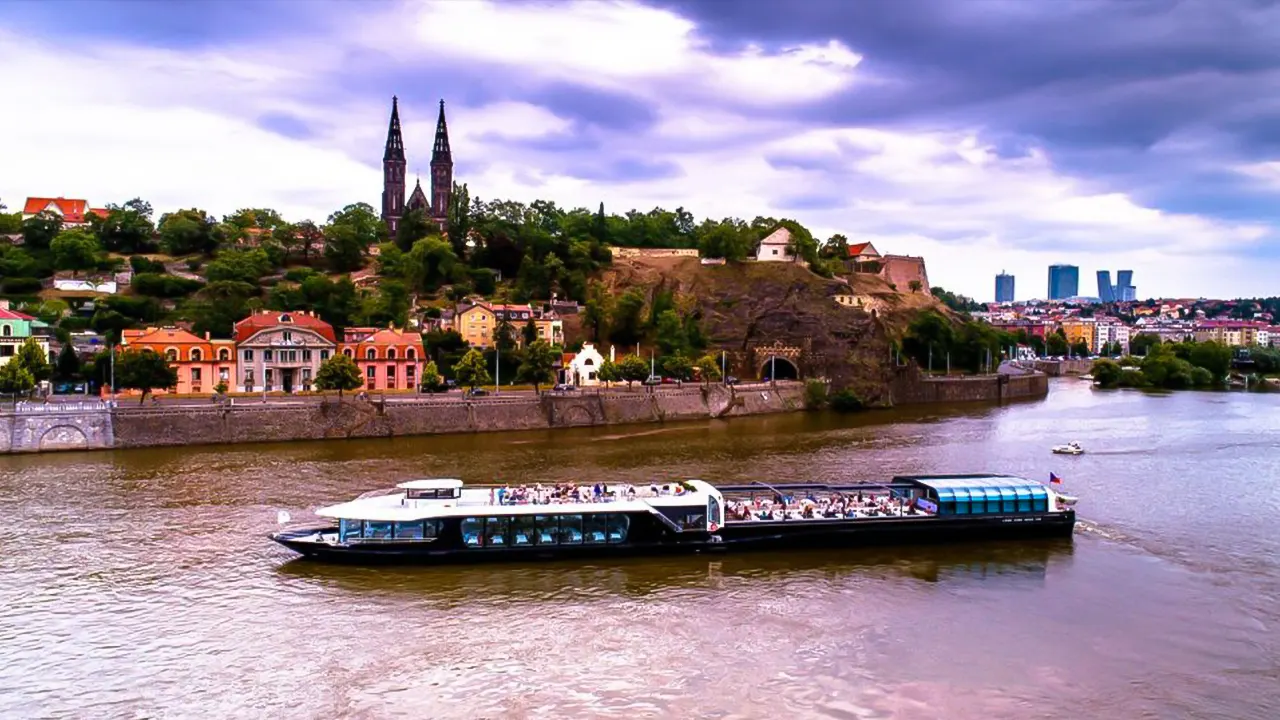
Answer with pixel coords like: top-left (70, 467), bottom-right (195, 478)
top-left (1052, 442), bottom-right (1085, 455)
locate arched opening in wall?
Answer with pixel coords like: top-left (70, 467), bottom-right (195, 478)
top-left (758, 356), bottom-right (799, 381)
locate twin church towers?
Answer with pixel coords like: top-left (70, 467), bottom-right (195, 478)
top-left (381, 96), bottom-right (452, 234)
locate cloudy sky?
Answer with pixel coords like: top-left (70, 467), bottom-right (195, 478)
top-left (2, 0), bottom-right (1278, 301)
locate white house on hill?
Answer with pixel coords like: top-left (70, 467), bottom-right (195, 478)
top-left (562, 343), bottom-right (605, 386)
top-left (755, 227), bottom-right (796, 262)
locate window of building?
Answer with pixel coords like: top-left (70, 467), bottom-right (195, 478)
top-left (366, 366), bottom-right (376, 379)
top-left (219, 367), bottom-right (229, 382)
top-left (1, 325), bottom-right (9, 337)
top-left (406, 365), bottom-right (416, 379)
top-left (303, 349), bottom-right (312, 362)
top-left (263, 350), bottom-right (273, 362)
top-left (218, 348), bottom-right (230, 361)
top-left (191, 368), bottom-right (202, 383)
top-left (0, 346), bottom-right (12, 357)
top-left (191, 348), bottom-right (202, 362)
top-left (343, 348), bottom-right (352, 358)
top-left (244, 370), bottom-right (254, 386)
top-left (243, 349), bottom-right (253, 362)
top-left (406, 348), bottom-right (416, 360)
top-left (366, 348), bottom-right (376, 360)
top-left (387, 348), bottom-right (397, 360)
top-left (282, 331), bottom-right (292, 342)
top-left (165, 349), bottom-right (177, 362)
top-left (320, 350), bottom-right (329, 361)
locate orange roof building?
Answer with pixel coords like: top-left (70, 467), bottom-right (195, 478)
top-left (22, 197), bottom-right (107, 226)
top-left (340, 326), bottom-right (425, 392)
top-left (233, 310), bottom-right (337, 393)
top-left (120, 326), bottom-right (236, 396)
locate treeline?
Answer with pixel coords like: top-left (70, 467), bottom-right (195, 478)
top-left (1090, 341), bottom-right (1236, 390)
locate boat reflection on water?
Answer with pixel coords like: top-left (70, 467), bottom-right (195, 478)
top-left (274, 538), bottom-right (1074, 606)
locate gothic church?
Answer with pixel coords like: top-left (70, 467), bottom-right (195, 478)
top-left (381, 96), bottom-right (452, 234)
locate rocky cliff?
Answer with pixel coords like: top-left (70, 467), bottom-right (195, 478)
top-left (591, 256), bottom-right (948, 403)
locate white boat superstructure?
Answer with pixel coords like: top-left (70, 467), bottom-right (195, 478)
top-left (1052, 442), bottom-right (1085, 455)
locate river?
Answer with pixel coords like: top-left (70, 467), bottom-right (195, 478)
top-left (1, 379), bottom-right (1278, 719)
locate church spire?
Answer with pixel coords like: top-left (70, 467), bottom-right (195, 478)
top-left (430, 99), bottom-right (453, 223)
top-left (432, 99), bottom-right (452, 163)
top-left (382, 96), bottom-right (407, 233)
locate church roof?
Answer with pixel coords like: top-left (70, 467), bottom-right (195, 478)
top-left (432, 100), bottom-right (452, 164)
top-left (384, 96), bottom-right (405, 162)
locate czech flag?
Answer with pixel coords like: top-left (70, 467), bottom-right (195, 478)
top-left (1049, 472), bottom-right (1063, 485)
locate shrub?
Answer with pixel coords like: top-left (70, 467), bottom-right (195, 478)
top-left (803, 379), bottom-right (828, 409)
top-left (129, 256), bottom-right (167, 274)
top-left (1, 277), bottom-right (43, 294)
top-left (829, 389), bottom-right (865, 413)
top-left (132, 273), bottom-right (204, 298)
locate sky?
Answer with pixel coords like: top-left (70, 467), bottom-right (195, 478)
top-left (2, 0), bottom-right (1279, 302)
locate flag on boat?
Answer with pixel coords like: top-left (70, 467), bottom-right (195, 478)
top-left (1049, 473), bottom-right (1063, 485)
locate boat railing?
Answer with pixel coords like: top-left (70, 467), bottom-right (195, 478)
top-left (347, 536), bottom-right (442, 544)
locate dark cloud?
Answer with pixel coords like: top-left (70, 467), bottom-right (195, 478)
top-left (526, 83), bottom-right (658, 132)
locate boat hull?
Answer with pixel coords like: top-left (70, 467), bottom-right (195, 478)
top-left (272, 511), bottom-right (1075, 565)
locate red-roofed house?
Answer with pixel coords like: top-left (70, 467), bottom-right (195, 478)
top-left (846, 242), bottom-right (881, 263)
top-left (121, 326), bottom-right (236, 395)
top-left (22, 197), bottom-right (108, 227)
top-left (340, 326), bottom-right (425, 391)
top-left (233, 310), bottom-right (336, 393)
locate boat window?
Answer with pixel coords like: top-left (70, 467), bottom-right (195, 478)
top-left (984, 488), bottom-right (1002, 514)
top-left (394, 521), bottom-right (424, 540)
top-left (512, 515), bottom-right (535, 547)
top-left (678, 510), bottom-right (706, 530)
top-left (1014, 487), bottom-right (1032, 512)
top-left (560, 514), bottom-right (583, 544)
top-left (999, 488), bottom-right (1017, 513)
top-left (462, 517), bottom-right (484, 547)
top-left (953, 489), bottom-right (971, 515)
top-left (340, 518), bottom-right (363, 542)
top-left (407, 488), bottom-right (459, 500)
top-left (485, 516), bottom-right (510, 547)
top-left (935, 488), bottom-right (955, 515)
top-left (366, 521), bottom-right (393, 539)
top-left (583, 514), bottom-right (607, 544)
top-left (535, 515), bottom-right (557, 545)
top-left (708, 496), bottom-right (723, 527)
top-left (1029, 487), bottom-right (1049, 512)
top-left (606, 514), bottom-right (630, 543)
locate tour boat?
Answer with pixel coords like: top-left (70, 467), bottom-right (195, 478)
top-left (1052, 442), bottom-right (1085, 455)
top-left (270, 474), bottom-right (1077, 564)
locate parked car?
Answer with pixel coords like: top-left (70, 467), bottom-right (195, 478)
top-left (661, 377), bottom-right (681, 385)
top-left (552, 383), bottom-right (576, 392)
top-left (642, 375), bottom-right (662, 386)
top-left (467, 388), bottom-right (489, 397)
top-left (724, 376), bottom-right (739, 386)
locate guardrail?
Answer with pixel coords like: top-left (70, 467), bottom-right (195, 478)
top-left (7, 400), bottom-right (116, 414)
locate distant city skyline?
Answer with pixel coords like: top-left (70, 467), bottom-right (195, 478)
top-left (1048, 265), bottom-right (1080, 301)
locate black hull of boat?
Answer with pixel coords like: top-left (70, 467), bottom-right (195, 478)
top-left (272, 512), bottom-right (1075, 565)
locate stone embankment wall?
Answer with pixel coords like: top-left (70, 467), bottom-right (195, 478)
top-left (108, 384), bottom-right (807, 451)
top-left (1034, 359), bottom-right (1093, 376)
top-left (0, 402), bottom-right (114, 454)
top-left (889, 369), bottom-right (1048, 405)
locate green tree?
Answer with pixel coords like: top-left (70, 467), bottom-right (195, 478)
top-left (420, 360), bottom-right (443, 392)
top-left (117, 349), bottom-right (179, 403)
top-left (323, 222), bottom-right (367, 272)
top-left (902, 311), bottom-right (955, 369)
top-left (55, 343), bottom-right (81, 381)
top-left (820, 233), bottom-right (850, 260)
top-left (0, 360), bottom-right (35, 396)
top-left (395, 207), bottom-right (434, 252)
top-left (583, 280), bottom-right (613, 342)
top-left (662, 353), bottom-right (693, 381)
top-left (1189, 341), bottom-right (1231, 380)
top-left (21, 211), bottom-right (62, 249)
top-left (205, 248), bottom-right (272, 285)
top-left (1070, 340), bottom-right (1091, 358)
top-left (93, 199), bottom-right (157, 254)
top-left (446, 182), bottom-right (472, 257)
top-left (404, 236), bottom-right (458, 292)
top-left (695, 353), bottom-right (722, 385)
top-left (1046, 330), bottom-right (1069, 357)
top-left (187, 280), bottom-right (258, 339)
top-left (609, 288), bottom-right (647, 346)
top-left (50, 228), bottom-right (101, 274)
top-left (522, 318), bottom-right (538, 346)
top-left (515, 339), bottom-right (557, 393)
top-left (15, 337), bottom-right (52, 382)
top-left (158, 208), bottom-right (220, 255)
top-left (696, 218), bottom-right (752, 261)
top-left (453, 348), bottom-right (491, 391)
top-left (597, 358), bottom-right (620, 387)
top-left (617, 354), bottom-right (650, 389)
top-left (908, 279), bottom-right (923, 293)
top-left (1090, 358), bottom-right (1124, 388)
top-left (1129, 333), bottom-right (1160, 357)
top-left (314, 353), bottom-right (363, 398)
top-left (655, 309), bottom-right (687, 356)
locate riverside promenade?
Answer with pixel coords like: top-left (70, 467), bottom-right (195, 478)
top-left (0, 371), bottom-right (1049, 454)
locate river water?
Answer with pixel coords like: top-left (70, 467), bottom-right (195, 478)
top-left (2, 380), bottom-right (1278, 719)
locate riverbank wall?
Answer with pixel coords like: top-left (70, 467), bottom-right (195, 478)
top-left (1, 369), bottom-right (1049, 454)
top-left (1035, 359), bottom-right (1093, 376)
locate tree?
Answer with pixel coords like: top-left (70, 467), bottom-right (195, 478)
top-left (908, 279), bottom-right (923, 293)
top-left (50, 228), bottom-right (101, 274)
top-left (453, 348), bottom-right (491, 391)
top-left (495, 317), bottom-right (517, 352)
top-left (609, 289), bottom-right (647, 346)
top-left (1129, 333), bottom-right (1160, 357)
top-left (662, 353), bottom-right (693, 381)
top-left (420, 360), bottom-right (443, 392)
top-left (597, 358), bottom-right (620, 387)
top-left (15, 337), bottom-right (52, 382)
top-left (314, 353), bottom-right (363, 398)
top-left (522, 318), bottom-right (538, 347)
top-left (446, 182), bottom-right (472, 257)
top-left (296, 220), bottom-right (324, 265)
top-left (158, 208), bottom-right (220, 255)
top-left (94, 199), bottom-right (157, 254)
top-left (1070, 340), bottom-right (1091, 358)
top-left (655, 309), bottom-right (687, 356)
top-left (395, 208), bottom-right (434, 252)
top-left (21, 211), bottom-right (62, 249)
top-left (55, 343), bottom-right (81, 381)
top-left (116, 349), bottom-right (178, 403)
top-left (1090, 358), bottom-right (1124, 388)
top-left (323, 222), bottom-right (367, 272)
top-left (617, 354), bottom-right (650, 389)
top-left (696, 218), bottom-right (752, 261)
top-left (583, 281), bottom-right (613, 342)
top-left (0, 360), bottom-right (35, 396)
top-left (695, 353), bottom-right (722, 385)
top-left (820, 233), bottom-right (849, 259)
top-left (1046, 330), bottom-right (1069, 357)
top-left (404, 236), bottom-right (458, 292)
top-left (205, 248), bottom-right (272, 285)
top-left (515, 339), bottom-right (557, 393)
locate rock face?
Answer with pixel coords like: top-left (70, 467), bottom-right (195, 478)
top-left (597, 256), bottom-right (944, 403)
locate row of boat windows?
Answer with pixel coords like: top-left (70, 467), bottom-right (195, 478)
top-left (462, 514), bottom-right (631, 548)
top-left (935, 490), bottom-right (1049, 516)
top-left (339, 519), bottom-right (441, 542)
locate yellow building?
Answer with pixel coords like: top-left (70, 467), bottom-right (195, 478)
top-left (1060, 320), bottom-right (1095, 350)
top-left (454, 303), bottom-right (496, 348)
top-left (533, 315), bottom-right (564, 347)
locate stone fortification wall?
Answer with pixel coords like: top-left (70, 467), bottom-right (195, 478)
top-left (889, 369), bottom-right (1048, 406)
top-left (1034, 359), bottom-right (1093, 376)
top-left (108, 385), bottom-right (809, 452)
top-left (0, 402), bottom-right (114, 453)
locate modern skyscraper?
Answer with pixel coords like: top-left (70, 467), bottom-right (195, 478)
top-left (995, 272), bottom-right (1015, 303)
top-left (1116, 270), bottom-right (1135, 301)
top-left (1048, 264), bottom-right (1079, 301)
top-left (1096, 270), bottom-right (1114, 303)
